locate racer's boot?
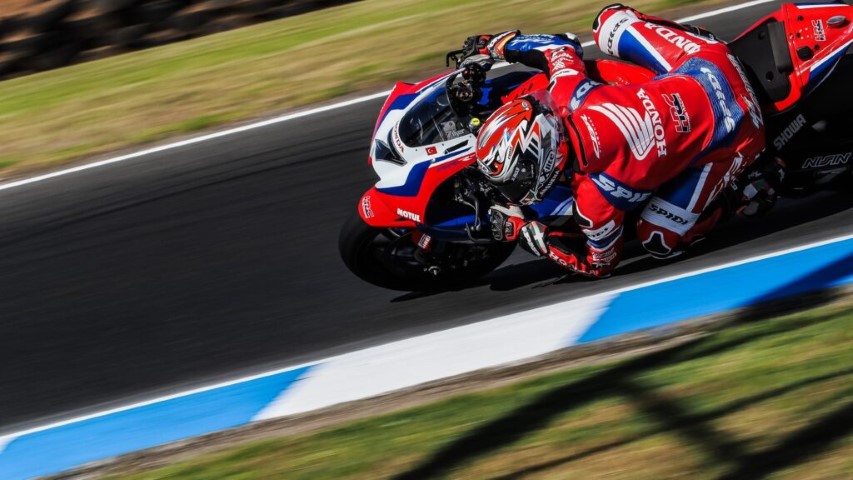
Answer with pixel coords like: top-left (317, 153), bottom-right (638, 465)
top-left (593, 4), bottom-right (718, 41)
top-left (639, 202), bottom-right (725, 260)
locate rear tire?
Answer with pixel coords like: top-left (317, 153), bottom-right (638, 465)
top-left (338, 212), bottom-right (514, 291)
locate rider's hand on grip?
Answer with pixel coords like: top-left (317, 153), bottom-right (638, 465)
top-left (546, 234), bottom-right (619, 278)
top-left (460, 55), bottom-right (492, 80)
top-left (461, 35), bottom-right (493, 61)
top-left (489, 206), bottom-right (550, 256)
top-left (486, 31), bottom-right (520, 61)
top-left (517, 221), bottom-right (549, 256)
top-left (488, 205), bottom-right (525, 242)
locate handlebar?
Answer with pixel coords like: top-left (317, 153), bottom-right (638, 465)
top-left (446, 49), bottom-right (465, 68)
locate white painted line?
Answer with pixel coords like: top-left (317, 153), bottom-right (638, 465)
top-left (0, 358), bottom-right (318, 443)
top-left (611, 232), bottom-right (853, 295)
top-left (0, 92), bottom-right (392, 192)
top-left (796, 3), bottom-right (845, 10)
top-left (254, 293), bottom-right (612, 419)
top-left (4, 230), bottom-right (850, 443)
top-left (678, 0), bottom-right (778, 23)
top-left (0, 437), bottom-right (12, 455)
top-left (0, 0), bottom-right (780, 192)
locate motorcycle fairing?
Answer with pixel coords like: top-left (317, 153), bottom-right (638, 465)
top-left (731, 1), bottom-right (853, 113)
top-left (364, 74), bottom-right (480, 227)
top-left (363, 67), bottom-right (555, 228)
top-left (359, 152), bottom-right (476, 229)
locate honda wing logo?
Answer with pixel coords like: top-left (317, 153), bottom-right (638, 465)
top-left (589, 103), bottom-right (655, 160)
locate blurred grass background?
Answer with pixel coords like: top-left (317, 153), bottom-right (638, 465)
top-left (111, 298), bottom-right (852, 479)
top-left (0, 0), bottom-right (725, 176)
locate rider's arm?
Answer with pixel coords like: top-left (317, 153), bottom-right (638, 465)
top-left (546, 173), bottom-right (625, 277)
top-left (491, 33), bottom-right (591, 109)
top-left (492, 172), bottom-right (625, 277)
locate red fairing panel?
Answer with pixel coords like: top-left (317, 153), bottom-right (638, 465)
top-left (358, 188), bottom-right (416, 228)
top-left (784, 3), bottom-right (853, 110)
top-left (731, 2), bottom-right (853, 113)
top-left (359, 153), bottom-right (477, 227)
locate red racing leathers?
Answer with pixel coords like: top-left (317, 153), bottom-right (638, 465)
top-left (493, 5), bottom-right (765, 276)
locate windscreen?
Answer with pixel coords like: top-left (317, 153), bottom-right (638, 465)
top-left (397, 86), bottom-right (470, 147)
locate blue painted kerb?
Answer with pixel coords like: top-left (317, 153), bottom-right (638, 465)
top-left (579, 238), bottom-right (853, 343)
top-left (0, 366), bottom-right (312, 479)
top-left (2, 237), bottom-right (851, 479)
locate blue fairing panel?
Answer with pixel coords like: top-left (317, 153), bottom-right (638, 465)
top-left (376, 161), bottom-right (431, 197)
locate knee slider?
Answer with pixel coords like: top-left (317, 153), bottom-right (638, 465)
top-left (637, 220), bottom-right (682, 259)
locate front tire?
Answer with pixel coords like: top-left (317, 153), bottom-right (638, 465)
top-left (338, 212), bottom-right (515, 291)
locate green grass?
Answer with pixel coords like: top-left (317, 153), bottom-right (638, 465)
top-left (114, 299), bottom-right (853, 479)
top-left (0, 0), bottom-right (724, 175)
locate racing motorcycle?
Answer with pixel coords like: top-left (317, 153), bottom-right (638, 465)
top-left (339, 2), bottom-right (853, 291)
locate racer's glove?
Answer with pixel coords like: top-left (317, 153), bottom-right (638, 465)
top-left (460, 34), bottom-right (493, 60)
top-left (489, 205), bottom-right (526, 242)
top-left (547, 233), bottom-right (621, 278)
top-left (489, 206), bottom-right (618, 277)
top-left (488, 205), bottom-right (548, 256)
top-left (499, 32), bottom-right (583, 68)
top-left (452, 34), bottom-right (494, 69)
top-left (459, 55), bottom-right (492, 84)
top-left (485, 30), bottom-right (520, 61)
top-left (459, 31), bottom-right (522, 63)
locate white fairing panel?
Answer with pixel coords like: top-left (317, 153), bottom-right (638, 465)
top-left (371, 81), bottom-right (475, 190)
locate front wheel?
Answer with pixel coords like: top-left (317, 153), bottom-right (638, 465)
top-left (338, 212), bottom-right (515, 291)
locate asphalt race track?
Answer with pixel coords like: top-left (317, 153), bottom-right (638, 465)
top-left (1, 0), bottom-right (850, 432)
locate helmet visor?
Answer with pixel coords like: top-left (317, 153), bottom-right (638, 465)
top-left (495, 157), bottom-right (536, 203)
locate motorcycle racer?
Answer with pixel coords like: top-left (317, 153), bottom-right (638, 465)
top-left (468, 4), bottom-right (766, 277)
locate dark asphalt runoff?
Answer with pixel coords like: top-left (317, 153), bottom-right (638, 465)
top-left (1, 0), bottom-right (849, 432)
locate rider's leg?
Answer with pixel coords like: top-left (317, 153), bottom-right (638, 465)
top-left (635, 153), bottom-right (749, 258)
top-left (592, 4), bottom-right (724, 75)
